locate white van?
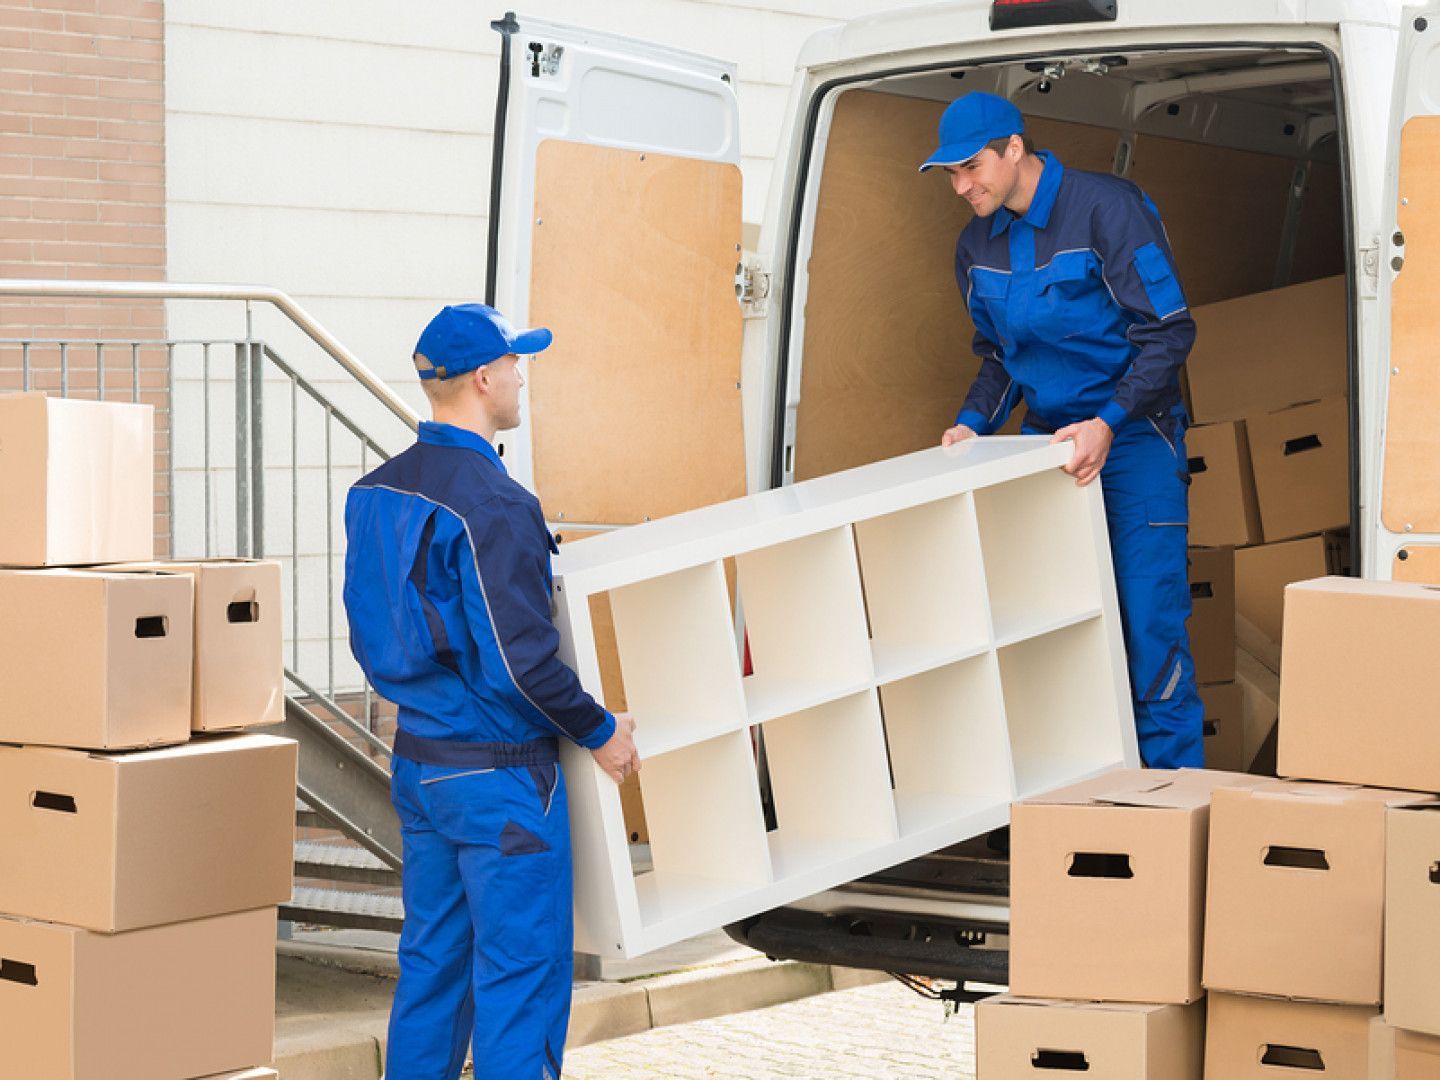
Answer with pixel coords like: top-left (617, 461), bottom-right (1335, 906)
top-left (487, 1), bottom-right (1439, 982)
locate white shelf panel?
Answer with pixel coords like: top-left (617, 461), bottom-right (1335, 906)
top-left (878, 654), bottom-right (1015, 809)
top-left (992, 606), bottom-right (1103, 650)
top-left (998, 617), bottom-right (1130, 797)
top-left (736, 526), bottom-right (873, 693)
top-left (760, 691), bottom-right (898, 851)
top-left (893, 791), bottom-right (1010, 842)
top-left (767, 831), bottom-right (883, 882)
top-left (870, 639), bottom-right (991, 686)
top-left (854, 494), bottom-right (990, 665)
top-left (634, 732), bottom-right (771, 919)
top-left (743, 672), bottom-right (873, 725)
top-left (974, 468), bottom-right (1105, 642)
top-left (1012, 754), bottom-right (1127, 801)
top-left (554, 439), bottom-right (1072, 596)
top-left (634, 869), bottom-right (758, 932)
top-left (609, 560), bottom-right (747, 754)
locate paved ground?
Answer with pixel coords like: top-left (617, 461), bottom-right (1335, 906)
top-left (561, 980), bottom-right (978, 1079)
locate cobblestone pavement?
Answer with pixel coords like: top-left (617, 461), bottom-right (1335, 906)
top-left (562, 980), bottom-right (978, 1079)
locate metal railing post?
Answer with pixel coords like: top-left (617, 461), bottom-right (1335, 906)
top-left (249, 340), bottom-right (265, 557)
top-left (234, 342), bottom-right (251, 558)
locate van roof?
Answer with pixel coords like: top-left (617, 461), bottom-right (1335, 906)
top-left (797, 0), bottom-right (1402, 72)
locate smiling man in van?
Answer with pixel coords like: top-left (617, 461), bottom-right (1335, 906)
top-left (923, 91), bottom-right (1201, 769)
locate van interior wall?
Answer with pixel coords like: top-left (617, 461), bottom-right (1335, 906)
top-left (793, 87), bottom-right (1344, 482)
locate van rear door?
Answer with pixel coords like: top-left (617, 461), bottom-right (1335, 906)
top-left (1381, 5), bottom-right (1440, 581)
top-left (486, 15), bottom-right (746, 527)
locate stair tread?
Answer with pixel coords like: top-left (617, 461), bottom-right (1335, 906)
top-left (294, 839), bottom-right (394, 871)
top-left (287, 884), bottom-right (405, 920)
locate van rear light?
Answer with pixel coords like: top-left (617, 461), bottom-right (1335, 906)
top-left (991, 0), bottom-right (1117, 31)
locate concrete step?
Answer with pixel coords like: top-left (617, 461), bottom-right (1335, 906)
top-left (294, 840), bottom-right (401, 887)
top-left (295, 797), bottom-right (325, 830)
top-left (283, 884), bottom-right (404, 933)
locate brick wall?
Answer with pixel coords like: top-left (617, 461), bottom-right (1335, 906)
top-left (0, 0), bottom-right (170, 550)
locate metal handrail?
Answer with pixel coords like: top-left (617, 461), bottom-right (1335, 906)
top-left (0, 279), bottom-right (420, 431)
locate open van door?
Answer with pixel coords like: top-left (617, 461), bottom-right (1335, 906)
top-left (1382, 4), bottom-right (1440, 583)
top-left (485, 13), bottom-right (747, 528)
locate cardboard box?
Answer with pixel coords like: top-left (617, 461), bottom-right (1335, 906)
top-left (1011, 767), bottom-right (1265, 1004)
top-left (1186, 276), bottom-right (1348, 423)
top-left (1185, 421), bottom-right (1262, 547)
top-left (0, 568), bottom-right (194, 750)
top-left (977, 995), bottom-right (1203, 1079)
top-left (1372, 1015), bottom-right (1398, 1080)
top-left (105, 559), bottom-right (284, 731)
top-left (1396, 1027), bottom-right (1440, 1079)
top-left (1280, 577), bottom-right (1440, 793)
top-left (1187, 547), bottom-right (1234, 684)
top-left (1204, 992), bottom-right (1375, 1079)
top-left (1234, 649), bottom-right (1279, 773)
top-left (1247, 397), bottom-right (1350, 543)
top-left (0, 392), bottom-right (155, 567)
top-left (1199, 682), bottom-right (1245, 772)
top-left (0, 907), bottom-right (276, 1080)
top-left (1203, 780), bottom-right (1432, 1004)
top-left (1234, 535), bottom-right (1333, 651)
top-left (0, 733), bottom-right (297, 931)
top-left (1385, 804), bottom-right (1440, 1037)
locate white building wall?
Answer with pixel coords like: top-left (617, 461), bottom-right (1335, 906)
top-left (162, 0), bottom-right (913, 691)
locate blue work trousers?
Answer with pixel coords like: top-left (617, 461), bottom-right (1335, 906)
top-left (1095, 412), bottom-right (1205, 768)
top-left (385, 756), bottom-right (573, 1080)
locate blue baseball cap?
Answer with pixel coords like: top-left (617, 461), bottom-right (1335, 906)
top-left (413, 303), bottom-right (552, 381)
top-left (918, 92), bottom-right (1025, 173)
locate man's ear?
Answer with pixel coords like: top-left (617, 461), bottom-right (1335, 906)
top-left (470, 364), bottom-right (491, 397)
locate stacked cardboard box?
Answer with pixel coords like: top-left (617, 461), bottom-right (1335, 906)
top-left (977, 768), bottom-right (1264, 1078)
top-left (0, 393), bottom-right (295, 1080)
top-left (1201, 576), bottom-right (1440, 1079)
top-left (1183, 277), bottom-right (1350, 772)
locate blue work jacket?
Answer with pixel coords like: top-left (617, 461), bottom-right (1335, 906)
top-left (342, 421), bottom-right (615, 750)
top-left (953, 151), bottom-right (1195, 435)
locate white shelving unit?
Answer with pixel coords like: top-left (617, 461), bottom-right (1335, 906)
top-left (552, 437), bottom-right (1137, 957)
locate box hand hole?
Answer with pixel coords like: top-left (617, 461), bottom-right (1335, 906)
top-left (0, 958), bottom-right (37, 986)
top-left (1260, 1044), bottom-right (1325, 1070)
top-left (1429, 860), bottom-right (1440, 885)
top-left (1282, 434), bottom-right (1322, 456)
top-left (1066, 852), bottom-right (1133, 879)
top-left (1203, 720), bottom-right (1219, 737)
top-left (31, 790), bottom-right (77, 814)
top-left (227, 599), bottom-right (259, 624)
top-left (1187, 455), bottom-right (1208, 474)
top-left (1190, 582), bottom-right (1214, 600)
top-left (1030, 1048), bottom-right (1090, 1071)
top-left (1263, 846), bottom-right (1329, 871)
top-left (133, 615), bottom-right (168, 639)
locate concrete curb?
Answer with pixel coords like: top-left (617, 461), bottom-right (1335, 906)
top-left (273, 944), bottom-right (887, 1078)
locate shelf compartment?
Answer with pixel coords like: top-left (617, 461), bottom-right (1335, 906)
top-left (736, 527), bottom-right (873, 718)
top-left (973, 468), bottom-right (1105, 642)
top-left (854, 494), bottom-right (991, 670)
top-left (608, 560), bottom-right (747, 758)
top-left (632, 730), bottom-right (771, 929)
top-left (877, 654), bottom-right (1014, 835)
top-left (761, 691), bottom-right (898, 879)
top-left (998, 617), bottom-right (1128, 798)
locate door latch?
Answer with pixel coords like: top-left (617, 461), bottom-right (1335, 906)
top-left (735, 259), bottom-right (771, 316)
top-left (527, 42), bottom-right (563, 77)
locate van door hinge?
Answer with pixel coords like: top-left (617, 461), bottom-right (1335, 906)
top-left (1360, 236), bottom-right (1380, 298)
top-left (735, 259), bottom-right (771, 318)
top-left (527, 42), bottom-right (563, 77)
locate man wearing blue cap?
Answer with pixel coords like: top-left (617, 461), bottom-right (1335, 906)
top-left (343, 303), bottom-right (639, 1079)
top-left (922, 92), bottom-right (1202, 770)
